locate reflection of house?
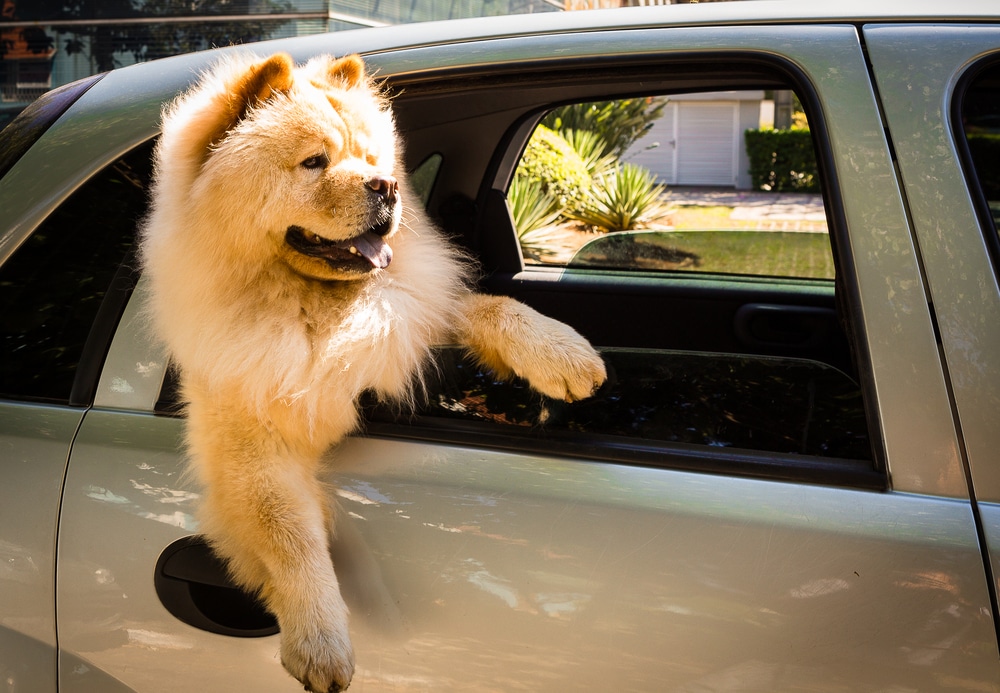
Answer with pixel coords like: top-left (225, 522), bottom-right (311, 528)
top-left (624, 91), bottom-right (766, 189)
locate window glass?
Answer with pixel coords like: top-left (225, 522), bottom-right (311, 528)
top-left (0, 142), bottom-right (151, 403)
top-left (409, 152), bottom-right (442, 207)
top-left (961, 63), bottom-right (1000, 231)
top-left (509, 90), bottom-right (833, 280)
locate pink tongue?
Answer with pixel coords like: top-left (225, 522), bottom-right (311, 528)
top-left (349, 232), bottom-right (392, 269)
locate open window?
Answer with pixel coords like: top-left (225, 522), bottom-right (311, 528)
top-left (508, 90), bottom-right (833, 281)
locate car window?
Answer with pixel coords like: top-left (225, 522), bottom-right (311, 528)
top-left (0, 141), bottom-right (151, 404)
top-left (375, 68), bottom-right (879, 487)
top-left (509, 90), bottom-right (833, 280)
top-left (959, 61), bottom-right (1000, 235)
top-left (364, 346), bottom-right (872, 463)
top-left (410, 153), bottom-right (442, 207)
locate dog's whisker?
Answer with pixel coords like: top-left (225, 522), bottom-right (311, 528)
top-left (400, 207), bottom-right (426, 236)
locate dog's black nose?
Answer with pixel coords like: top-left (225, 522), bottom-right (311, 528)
top-left (367, 175), bottom-right (398, 204)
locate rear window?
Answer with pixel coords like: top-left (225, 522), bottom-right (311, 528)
top-left (0, 140), bottom-right (150, 404)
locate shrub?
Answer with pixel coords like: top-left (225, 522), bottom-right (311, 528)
top-left (745, 128), bottom-right (820, 193)
top-left (514, 124), bottom-right (592, 208)
top-left (567, 162), bottom-right (670, 233)
top-left (508, 176), bottom-right (583, 262)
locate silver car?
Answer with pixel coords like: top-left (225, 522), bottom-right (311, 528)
top-left (4, 1), bottom-right (1000, 690)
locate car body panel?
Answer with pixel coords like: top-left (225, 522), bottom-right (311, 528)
top-left (56, 21), bottom-right (999, 686)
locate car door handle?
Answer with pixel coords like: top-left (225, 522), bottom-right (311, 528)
top-left (154, 535), bottom-right (278, 637)
top-left (734, 303), bottom-right (836, 349)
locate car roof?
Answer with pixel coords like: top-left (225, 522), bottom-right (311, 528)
top-left (243, 0), bottom-right (1000, 62)
top-left (2, 0), bottom-right (998, 267)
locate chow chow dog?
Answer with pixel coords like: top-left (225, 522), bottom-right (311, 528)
top-left (140, 52), bottom-right (606, 692)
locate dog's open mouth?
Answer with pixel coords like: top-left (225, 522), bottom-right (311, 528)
top-left (285, 224), bottom-right (393, 272)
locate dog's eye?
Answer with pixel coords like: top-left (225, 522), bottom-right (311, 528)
top-left (300, 154), bottom-right (329, 170)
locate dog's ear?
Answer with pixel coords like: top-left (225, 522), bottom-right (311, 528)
top-left (204, 53), bottom-right (294, 150)
top-left (231, 53), bottom-right (295, 112)
top-left (320, 54), bottom-right (367, 89)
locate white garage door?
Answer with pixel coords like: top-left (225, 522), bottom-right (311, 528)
top-left (625, 101), bottom-right (739, 187)
top-left (675, 102), bottom-right (738, 186)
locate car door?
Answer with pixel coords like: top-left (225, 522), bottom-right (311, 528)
top-left (865, 23), bottom-right (1000, 619)
top-left (47, 21), bottom-right (1000, 693)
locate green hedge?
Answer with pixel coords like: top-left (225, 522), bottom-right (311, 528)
top-left (745, 128), bottom-right (819, 193)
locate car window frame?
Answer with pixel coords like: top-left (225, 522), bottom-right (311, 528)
top-left (25, 24), bottom-right (969, 497)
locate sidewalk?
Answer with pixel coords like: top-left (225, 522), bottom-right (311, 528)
top-left (666, 186), bottom-right (827, 232)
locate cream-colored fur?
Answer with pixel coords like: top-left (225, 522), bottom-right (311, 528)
top-left (140, 52), bottom-right (605, 692)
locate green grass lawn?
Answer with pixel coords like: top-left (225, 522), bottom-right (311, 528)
top-left (570, 230), bottom-right (836, 279)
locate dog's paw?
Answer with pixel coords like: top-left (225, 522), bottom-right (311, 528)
top-left (518, 325), bottom-right (607, 402)
top-left (461, 294), bottom-right (607, 403)
top-left (280, 618), bottom-right (355, 693)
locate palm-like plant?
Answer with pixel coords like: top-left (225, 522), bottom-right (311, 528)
top-left (567, 163), bottom-right (670, 233)
top-left (560, 128), bottom-right (618, 179)
top-left (509, 176), bottom-right (578, 261)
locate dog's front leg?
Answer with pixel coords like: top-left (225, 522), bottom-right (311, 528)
top-left (191, 418), bottom-right (354, 693)
top-left (457, 293), bottom-right (607, 402)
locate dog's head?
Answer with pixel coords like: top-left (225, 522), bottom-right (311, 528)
top-left (170, 52), bottom-right (401, 282)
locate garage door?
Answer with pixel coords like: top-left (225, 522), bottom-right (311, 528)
top-left (626, 100), bottom-right (740, 187)
top-left (676, 101), bottom-right (738, 186)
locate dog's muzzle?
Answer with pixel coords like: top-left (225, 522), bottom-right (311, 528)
top-left (286, 177), bottom-right (399, 272)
